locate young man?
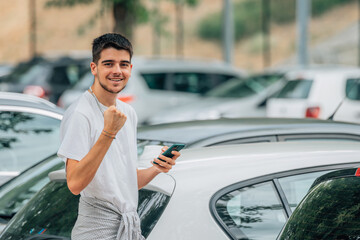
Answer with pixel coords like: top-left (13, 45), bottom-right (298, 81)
top-left (57, 33), bottom-right (180, 240)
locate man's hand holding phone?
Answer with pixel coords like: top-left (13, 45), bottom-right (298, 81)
top-left (152, 144), bottom-right (185, 173)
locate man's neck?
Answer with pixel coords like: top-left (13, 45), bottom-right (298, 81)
top-left (90, 84), bottom-right (117, 107)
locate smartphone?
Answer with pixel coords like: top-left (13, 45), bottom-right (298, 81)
top-left (153, 143), bottom-right (186, 165)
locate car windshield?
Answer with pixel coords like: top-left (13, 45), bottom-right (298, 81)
top-left (0, 175), bottom-right (175, 239)
top-left (205, 74), bottom-right (282, 98)
top-left (275, 79), bottom-right (313, 99)
top-left (0, 155), bottom-right (64, 220)
top-left (278, 176), bottom-right (360, 240)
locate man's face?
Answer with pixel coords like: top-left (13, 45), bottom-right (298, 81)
top-left (90, 47), bottom-right (132, 94)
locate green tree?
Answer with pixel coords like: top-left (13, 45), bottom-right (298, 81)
top-left (45, 0), bottom-right (198, 43)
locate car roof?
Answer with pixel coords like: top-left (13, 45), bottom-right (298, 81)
top-left (137, 117), bottom-right (360, 146)
top-left (131, 56), bottom-right (246, 75)
top-left (284, 67), bottom-right (360, 80)
top-left (51, 141), bottom-right (360, 183)
top-left (0, 92), bottom-right (64, 116)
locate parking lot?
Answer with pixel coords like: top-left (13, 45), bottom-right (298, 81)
top-left (1, 1), bottom-right (360, 239)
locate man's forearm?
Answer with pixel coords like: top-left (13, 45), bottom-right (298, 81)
top-left (66, 134), bottom-right (114, 195)
top-left (137, 167), bottom-right (161, 190)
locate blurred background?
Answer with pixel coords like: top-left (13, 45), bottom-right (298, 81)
top-left (1, 0), bottom-right (360, 125)
top-left (1, 0), bottom-right (358, 69)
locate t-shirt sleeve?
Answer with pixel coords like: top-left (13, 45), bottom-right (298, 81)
top-left (57, 111), bottom-right (91, 163)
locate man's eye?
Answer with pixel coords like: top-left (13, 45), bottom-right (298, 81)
top-left (104, 63), bottom-right (113, 66)
top-left (121, 63), bottom-right (129, 67)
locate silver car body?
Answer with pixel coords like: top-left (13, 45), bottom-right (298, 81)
top-left (139, 141), bottom-right (360, 239)
top-left (3, 141), bottom-right (359, 239)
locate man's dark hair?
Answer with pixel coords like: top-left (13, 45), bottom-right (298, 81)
top-left (92, 33), bottom-right (133, 64)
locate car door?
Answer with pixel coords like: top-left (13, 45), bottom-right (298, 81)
top-left (210, 163), bottom-right (360, 240)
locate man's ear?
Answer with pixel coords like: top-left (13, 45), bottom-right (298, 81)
top-left (90, 62), bottom-right (97, 76)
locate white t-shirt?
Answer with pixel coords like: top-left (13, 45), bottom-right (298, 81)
top-left (57, 91), bottom-right (139, 213)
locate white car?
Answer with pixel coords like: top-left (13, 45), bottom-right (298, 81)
top-left (2, 141), bottom-right (360, 239)
top-left (147, 71), bottom-right (286, 124)
top-left (0, 92), bottom-right (63, 184)
top-left (57, 57), bottom-right (246, 125)
top-left (266, 68), bottom-right (360, 123)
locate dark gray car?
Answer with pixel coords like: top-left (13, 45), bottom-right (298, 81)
top-left (0, 55), bottom-right (90, 104)
top-left (137, 117), bottom-right (360, 154)
top-left (277, 167), bottom-right (360, 240)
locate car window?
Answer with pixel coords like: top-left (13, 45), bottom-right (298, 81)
top-left (278, 176), bottom-right (360, 240)
top-left (346, 78), bottom-right (360, 100)
top-left (215, 181), bottom-right (287, 240)
top-left (0, 155), bottom-right (64, 220)
top-left (277, 171), bottom-right (330, 211)
top-left (211, 74), bottom-right (240, 87)
top-left (205, 78), bottom-right (257, 98)
top-left (141, 73), bottom-right (167, 90)
top-left (50, 64), bottom-right (88, 86)
top-left (0, 181), bottom-right (79, 239)
top-left (142, 72), bottom-right (234, 94)
top-left (213, 168), bottom-right (353, 240)
top-left (171, 73), bottom-right (208, 93)
top-left (0, 111), bottom-right (60, 174)
top-left (275, 79), bottom-right (313, 99)
top-left (0, 177), bottom-right (174, 239)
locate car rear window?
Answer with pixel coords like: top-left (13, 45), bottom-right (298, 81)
top-left (275, 79), bottom-right (313, 99)
top-left (346, 78), bottom-right (360, 100)
top-left (278, 176), bottom-right (360, 240)
top-left (0, 181), bottom-right (172, 239)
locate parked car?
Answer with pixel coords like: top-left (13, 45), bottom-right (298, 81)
top-left (0, 154), bottom-right (63, 232)
top-left (266, 68), bottom-right (360, 123)
top-left (57, 57), bottom-right (246, 124)
top-left (2, 117), bottom-right (360, 232)
top-left (137, 117), bottom-right (360, 152)
top-left (145, 64), bottom-right (356, 125)
top-left (0, 55), bottom-right (90, 103)
top-left (277, 167), bottom-right (360, 240)
top-left (0, 92), bottom-right (63, 184)
top-left (2, 141), bottom-right (360, 239)
top-left (146, 71), bottom-right (286, 124)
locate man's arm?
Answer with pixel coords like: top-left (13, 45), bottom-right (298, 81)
top-left (137, 147), bottom-right (180, 189)
top-left (66, 106), bottom-right (127, 195)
